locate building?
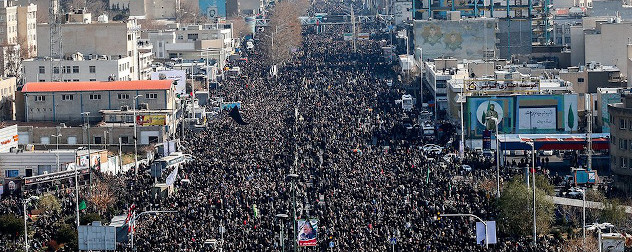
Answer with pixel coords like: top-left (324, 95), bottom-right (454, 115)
top-left (413, 17), bottom-right (497, 61)
top-left (110, 0), bottom-right (179, 20)
top-left (16, 3), bottom-right (36, 58)
top-left (23, 52), bottom-right (134, 83)
top-left (0, 76), bottom-right (16, 120)
top-left (16, 0), bottom-right (50, 23)
top-left (596, 87), bottom-right (621, 133)
top-left (33, 10), bottom-right (151, 81)
top-left (146, 23), bottom-right (233, 68)
top-left (0, 149), bottom-right (106, 179)
top-left (199, 0), bottom-right (227, 19)
top-left (0, 1), bottom-right (18, 46)
top-left (21, 80), bottom-right (176, 123)
top-left (608, 91), bottom-right (632, 193)
top-left (559, 62), bottom-right (623, 94)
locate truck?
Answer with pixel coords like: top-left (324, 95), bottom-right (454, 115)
top-left (572, 168), bottom-right (598, 186)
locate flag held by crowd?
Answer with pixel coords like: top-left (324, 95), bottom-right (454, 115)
top-left (166, 167), bottom-right (179, 186)
top-left (229, 107), bottom-right (249, 125)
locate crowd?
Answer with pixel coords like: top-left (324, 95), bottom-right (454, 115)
top-left (0, 1), bottom-right (575, 251)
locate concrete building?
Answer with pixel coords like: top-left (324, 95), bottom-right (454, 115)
top-left (0, 149), bottom-right (106, 179)
top-left (16, 0), bottom-right (50, 23)
top-left (0, 1), bottom-right (18, 46)
top-left (16, 3), bottom-right (36, 58)
top-left (0, 76), bottom-right (16, 120)
top-left (608, 90), bottom-right (632, 193)
top-left (22, 52), bottom-right (134, 83)
top-left (424, 58), bottom-right (467, 119)
top-left (559, 62), bottom-right (623, 94)
top-left (34, 11), bottom-right (150, 81)
top-left (21, 80), bottom-right (176, 123)
top-left (146, 23), bottom-right (233, 68)
top-left (596, 87), bottom-right (621, 133)
top-left (110, 0), bottom-right (179, 20)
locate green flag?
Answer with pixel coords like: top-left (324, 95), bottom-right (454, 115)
top-left (79, 200), bottom-right (87, 210)
top-left (253, 204), bottom-right (259, 218)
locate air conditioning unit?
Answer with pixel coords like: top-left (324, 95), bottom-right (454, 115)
top-left (139, 103), bottom-right (149, 110)
top-left (121, 105), bottom-right (129, 111)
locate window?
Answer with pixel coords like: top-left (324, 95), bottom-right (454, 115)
top-left (5, 170), bottom-right (18, 177)
top-left (118, 93), bottom-right (130, 99)
top-left (35, 95), bottom-right (45, 101)
top-left (620, 139), bottom-right (625, 150)
top-left (622, 157), bottom-right (627, 169)
top-left (72, 66), bottom-right (79, 73)
top-left (53, 67), bottom-right (59, 74)
top-left (39, 66), bottom-right (45, 74)
top-left (61, 94), bottom-right (74, 101)
top-left (621, 119), bottom-right (627, 129)
top-left (89, 79), bottom-right (96, 81)
top-left (578, 78), bottom-right (585, 83)
top-left (62, 66), bottom-right (71, 73)
top-left (625, 140), bottom-right (629, 150)
top-left (39, 79), bottom-right (45, 82)
top-left (146, 93), bottom-right (158, 99)
top-left (89, 66), bottom-right (96, 73)
top-left (121, 136), bottom-right (129, 144)
top-left (89, 94), bottom-right (101, 100)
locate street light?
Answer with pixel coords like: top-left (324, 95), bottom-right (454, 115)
top-left (51, 134), bottom-right (62, 171)
top-left (276, 213), bottom-right (289, 252)
top-left (440, 213), bottom-right (488, 249)
top-left (488, 117), bottom-right (501, 198)
top-left (416, 47), bottom-right (423, 106)
top-left (23, 195), bottom-right (39, 251)
top-left (578, 188), bottom-right (586, 242)
top-left (524, 140), bottom-right (537, 246)
top-left (133, 95), bottom-right (142, 176)
top-left (286, 174), bottom-right (299, 252)
top-left (586, 222), bottom-right (615, 252)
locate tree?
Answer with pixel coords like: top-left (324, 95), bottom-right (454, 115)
top-left (38, 194), bottom-right (62, 214)
top-left (601, 198), bottom-right (627, 227)
top-left (498, 175), bottom-right (555, 237)
top-left (262, 0), bottom-right (309, 66)
top-left (0, 214), bottom-right (24, 238)
top-left (80, 212), bottom-right (103, 225)
top-left (88, 178), bottom-right (117, 215)
top-left (55, 223), bottom-right (77, 249)
top-left (229, 17), bottom-right (251, 38)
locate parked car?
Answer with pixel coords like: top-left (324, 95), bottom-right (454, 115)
top-left (462, 164), bottom-right (472, 172)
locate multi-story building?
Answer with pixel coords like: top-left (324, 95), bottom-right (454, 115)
top-left (146, 23), bottom-right (233, 68)
top-left (0, 1), bottom-right (18, 46)
top-left (30, 10), bottom-right (151, 81)
top-left (608, 90), bottom-right (632, 193)
top-left (0, 76), bottom-right (16, 120)
top-left (16, 3), bottom-right (37, 58)
top-left (596, 87), bottom-right (621, 133)
top-left (21, 80), bottom-right (176, 123)
top-left (22, 52), bottom-right (134, 83)
top-left (110, 0), bottom-right (179, 20)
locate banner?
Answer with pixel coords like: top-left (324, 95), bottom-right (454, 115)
top-left (24, 167), bottom-right (89, 185)
top-left (297, 219), bottom-right (318, 247)
top-left (220, 102), bottom-right (241, 111)
top-left (343, 33), bottom-right (353, 41)
top-left (151, 70), bottom-right (186, 94)
top-left (136, 115), bottom-right (167, 126)
top-left (165, 167), bottom-right (178, 186)
top-left (357, 33), bottom-right (369, 40)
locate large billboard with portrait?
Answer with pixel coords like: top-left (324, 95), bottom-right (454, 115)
top-left (466, 94), bottom-right (579, 138)
top-left (466, 96), bottom-right (515, 138)
top-left (413, 18), bottom-right (497, 60)
top-left (199, 0), bottom-right (226, 18)
top-left (297, 219), bottom-right (318, 247)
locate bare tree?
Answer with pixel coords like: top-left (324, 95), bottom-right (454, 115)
top-left (228, 17), bottom-right (250, 38)
top-left (88, 178), bottom-right (117, 215)
top-left (177, 0), bottom-right (203, 24)
top-left (263, 0), bottom-right (309, 66)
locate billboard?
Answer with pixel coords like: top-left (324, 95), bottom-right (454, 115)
top-left (297, 219), bottom-right (318, 247)
top-left (515, 94), bottom-right (578, 133)
top-left (136, 115), bottom-right (167, 126)
top-left (599, 92), bottom-right (621, 132)
top-left (78, 222), bottom-right (117, 251)
top-left (413, 18), bottom-right (497, 60)
top-left (151, 70), bottom-right (186, 94)
top-left (466, 96), bottom-right (515, 138)
top-left (199, 0), bottom-right (226, 18)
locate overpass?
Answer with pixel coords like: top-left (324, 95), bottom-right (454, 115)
top-left (549, 196), bottom-right (632, 214)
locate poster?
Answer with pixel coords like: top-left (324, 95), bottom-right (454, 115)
top-left (466, 96), bottom-right (514, 138)
top-left (297, 219), bottom-right (318, 247)
top-left (151, 70), bottom-right (186, 94)
top-left (136, 115), bottom-right (167, 126)
top-left (518, 107), bottom-right (557, 130)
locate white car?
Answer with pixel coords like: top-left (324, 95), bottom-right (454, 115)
top-left (426, 147), bottom-right (442, 155)
top-left (541, 150), bottom-right (554, 156)
top-left (462, 165), bottom-right (472, 172)
top-left (422, 144), bottom-right (441, 152)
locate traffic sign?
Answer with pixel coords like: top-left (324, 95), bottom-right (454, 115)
top-left (389, 237), bottom-right (397, 244)
top-left (329, 241), bottom-right (334, 248)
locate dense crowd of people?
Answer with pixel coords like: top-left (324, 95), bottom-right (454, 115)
top-left (0, 1), bottom-right (581, 251)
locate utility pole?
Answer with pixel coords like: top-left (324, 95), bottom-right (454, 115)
top-left (351, 6), bottom-right (356, 52)
top-left (587, 94), bottom-right (593, 170)
top-left (49, 0), bottom-right (62, 82)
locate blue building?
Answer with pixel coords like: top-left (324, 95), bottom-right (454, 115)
top-left (199, 0), bottom-right (227, 18)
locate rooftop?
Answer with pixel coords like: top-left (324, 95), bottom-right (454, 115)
top-left (22, 80), bottom-right (173, 93)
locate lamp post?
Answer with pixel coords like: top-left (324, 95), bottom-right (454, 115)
top-left (440, 213), bottom-right (488, 249)
top-left (578, 188), bottom-right (586, 242)
top-left (23, 195), bottom-right (39, 251)
top-left (525, 140), bottom-right (537, 246)
top-left (286, 174), bottom-right (299, 252)
top-left (416, 47), bottom-right (423, 106)
top-left (51, 134), bottom-right (62, 171)
top-left (489, 117), bottom-right (501, 198)
top-left (133, 95), bottom-right (142, 176)
top-left (276, 213), bottom-right (289, 252)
